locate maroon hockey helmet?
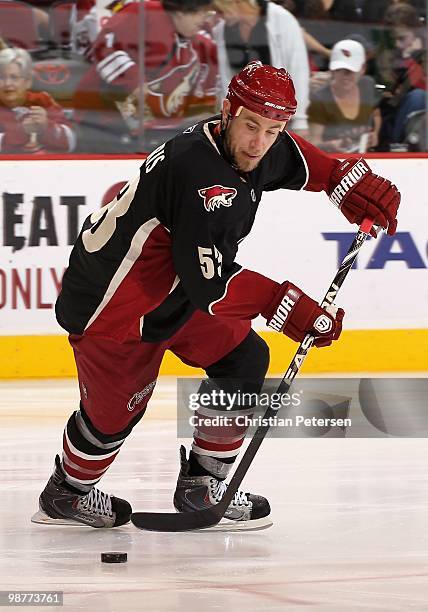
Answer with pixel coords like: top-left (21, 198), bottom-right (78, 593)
top-left (226, 61), bottom-right (297, 122)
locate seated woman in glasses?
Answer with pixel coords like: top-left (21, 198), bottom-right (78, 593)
top-left (0, 47), bottom-right (75, 154)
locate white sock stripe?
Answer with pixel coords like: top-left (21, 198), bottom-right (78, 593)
top-left (65, 429), bottom-right (121, 461)
top-left (63, 469), bottom-right (102, 487)
top-left (191, 444), bottom-right (240, 458)
top-left (62, 454), bottom-right (110, 477)
top-left (194, 406), bottom-right (254, 418)
top-left (193, 430), bottom-right (246, 444)
top-left (75, 411), bottom-right (125, 450)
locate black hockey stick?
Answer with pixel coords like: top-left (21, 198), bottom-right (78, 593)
top-left (131, 217), bottom-right (375, 531)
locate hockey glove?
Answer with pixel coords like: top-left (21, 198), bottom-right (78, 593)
top-left (262, 282), bottom-right (344, 348)
top-left (328, 158), bottom-right (400, 236)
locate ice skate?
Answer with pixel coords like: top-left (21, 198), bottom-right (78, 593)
top-left (173, 446), bottom-right (272, 531)
top-left (31, 455), bottom-right (131, 528)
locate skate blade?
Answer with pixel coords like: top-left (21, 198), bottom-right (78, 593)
top-left (197, 516), bottom-right (273, 532)
top-left (31, 509), bottom-right (84, 526)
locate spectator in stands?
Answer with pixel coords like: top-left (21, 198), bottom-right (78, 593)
top-left (72, 0), bottom-right (218, 153)
top-left (294, 0), bottom-right (422, 23)
top-left (0, 47), bottom-right (76, 153)
top-left (308, 39), bottom-right (381, 152)
top-left (285, 1), bottom-right (377, 75)
top-left (212, 0), bottom-right (310, 132)
top-left (270, 0), bottom-right (331, 66)
top-left (377, 2), bottom-right (426, 146)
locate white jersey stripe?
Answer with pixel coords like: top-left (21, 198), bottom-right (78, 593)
top-left (85, 218), bottom-right (161, 331)
top-left (105, 59), bottom-right (135, 83)
top-left (97, 50), bottom-right (136, 82)
top-left (97, 50), bottom-right (133, 72)
top-left (168, 275), bottom-right (180, 294)
top-left (286, 131), bottom-right (309, 190)
top-left (140, 255), bottom-right (179, 336)
top-left (203, 120), bottom-right (221, 155)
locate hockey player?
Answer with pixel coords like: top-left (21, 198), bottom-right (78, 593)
top-left (32, 61), bottom-right (400, 529)
top-left (72, 0), bottom-right (217, 152)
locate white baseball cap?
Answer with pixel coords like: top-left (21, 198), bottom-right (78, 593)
top-left (329, 39), bottom-right (366, 72)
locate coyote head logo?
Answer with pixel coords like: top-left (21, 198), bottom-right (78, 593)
top-left (198, 185), bottom-right (237, 212)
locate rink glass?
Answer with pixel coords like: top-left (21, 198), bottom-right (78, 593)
top-left (1, 1), bottom-right (426, 155)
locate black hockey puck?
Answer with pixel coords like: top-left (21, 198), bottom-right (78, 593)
top-left (101, 552), bottom-right (127, 564)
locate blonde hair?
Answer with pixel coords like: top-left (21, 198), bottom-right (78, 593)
top-left (214, 0), bottom-right (259, 10)
top-left (0, 47), bottom-right (33, 79)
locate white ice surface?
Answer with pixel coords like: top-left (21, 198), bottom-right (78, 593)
top-left (0, 378), bottom-right (427, 611)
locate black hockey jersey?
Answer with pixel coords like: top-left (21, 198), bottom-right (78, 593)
top-left (56, 117), bottom-right (338, 342)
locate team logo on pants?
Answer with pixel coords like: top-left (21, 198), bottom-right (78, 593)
top-left (127, 380), bottom-right (157, 412)
top-left (314, 314), bottom-right (333, 334)
top-left (198, 185), bottom-right (237, 212)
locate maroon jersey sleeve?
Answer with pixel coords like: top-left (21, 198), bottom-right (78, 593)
top-left (187, 32), bottom-right (218, 108)
top-left (89, 2), bottom-right (213, 119)
top-left (90, 3), bottom-right (140, 93)
top-left (208, 269), bottom-right (280, 318)
top-left (89, 1), bottom-right (181, 93)
top-left (287, 131), bottom-right (340, 192)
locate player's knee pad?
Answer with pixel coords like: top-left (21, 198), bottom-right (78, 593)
top-left (205, 330), bottom-right (269, 395)
top-left (63, 409), bottom-right (124, 471)
top-left (78, 403), bottom-right (135, 445)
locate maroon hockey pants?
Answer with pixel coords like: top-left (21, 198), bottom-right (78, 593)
top-left (63, 311), bottom-right (253, 489)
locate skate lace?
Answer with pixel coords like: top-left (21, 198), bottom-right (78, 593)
top-left (78, 488), bottom-right (113, 518)
top-left (210, 479), bottom-right (250, 507)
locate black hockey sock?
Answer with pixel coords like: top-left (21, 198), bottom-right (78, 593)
top-left (62, 410), bottom-right (125, 493)
top-left (188, 450), bottom-right (236, 480)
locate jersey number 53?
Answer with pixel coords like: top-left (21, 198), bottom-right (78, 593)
top-left (198, 245), bottom-right (223, 279)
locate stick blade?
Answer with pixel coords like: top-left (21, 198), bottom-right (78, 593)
top-left (131, 506), bottom-right (224, 532)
